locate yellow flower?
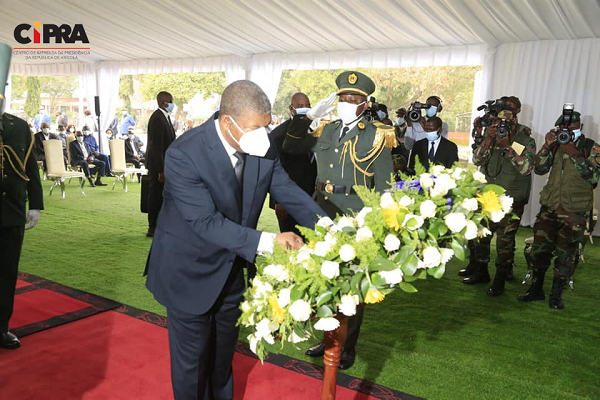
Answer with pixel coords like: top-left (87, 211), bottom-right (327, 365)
top-left (476, 190), bottom-right (502, 213)
top-left (382, 203), bottom-right (408, 231)
top-left (364, 288), bottom-right (385, 304)
top-left (307, 240), bottom-right (316, 249)
top-left (268, 293), bottom-right (285, 323)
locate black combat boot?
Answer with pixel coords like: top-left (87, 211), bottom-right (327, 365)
top-left (518, 269), bottom-right (546, 302)
top-left (462, 262), bottom-right (491, 284)
top-left (548, 275), bottom-right (567, 310)
top-left (487, 268), bottom-right (507, 296)
top-left (505, 263), bottom-right (515, 281)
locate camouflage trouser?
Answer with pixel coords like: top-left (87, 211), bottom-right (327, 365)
top-left (468, 202), bottom-right (526, 272)
top-left (530, 206), bottom-right (587, 278)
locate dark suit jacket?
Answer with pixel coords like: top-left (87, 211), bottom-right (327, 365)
top-left (145, 119), bottom-right (325, 315)
top-left (146, 109), bottom-right (176, 175)
top-left (125, 139), bottom-right (144, 159)
top-left (269, 117), bottom-right (317, 208)
top-left (34, 131), bottom-right (59, 159)
top-left (408, 136), bottom-right (459, 172)
top-left (69, 140), bottom-right (94, 165)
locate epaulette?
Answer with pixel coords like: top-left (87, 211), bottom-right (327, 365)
top-left (372, 121), bottom-right (398, 149)
top-left (311, 119), bottom-right (339, 138)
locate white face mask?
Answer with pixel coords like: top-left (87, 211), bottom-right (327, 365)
top-left (337, 101), bottom-right (365, 125)
top-left (426, 106), bottom-right (438, 118)
top-left (229, 117), bottom-right (271, 157)
top-left (42, 128), bottom-right (49, 134)
top-left (83, 130), bottom-right (91, 136)
top-left (425, 130), bottom-right (440, 141)
top-left (292, 107), bottom-right (310, 116)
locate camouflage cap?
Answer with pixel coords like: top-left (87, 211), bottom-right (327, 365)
top-left (555, 111), bottom-right (581, 126)
top-left (335, 71), bottom-right (375, 97)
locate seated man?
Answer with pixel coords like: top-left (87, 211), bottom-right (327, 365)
top-left (69, 131), bottom-right (107, 187)
top-left (125, 130), bottom-right (145, 168)
top-left (82, 125), bottom-right (112, 176)
top-left (408, 117), bottom-right (458, 173)
top-left (33, 122), bottom-right (59, 168)
top-left (127, 126), bottom-right (145, 153)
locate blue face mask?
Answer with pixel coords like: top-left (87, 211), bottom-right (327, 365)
top-left (293, 107), bottom-right (310, 116)
top-left (166, 102), bottom-right (175, 113)
top-left (376, 110), bottom-right (387, 120)
top-left (396, 117), bottom-right (405, 125)
top-left (572, 129), bottom-right (582, 141)
top-left (426, 131), bottom-right (439, 141)
top-left (76, 136), bottom-right (84, 142)
top-left (426, 106), bottom-right (438, 118)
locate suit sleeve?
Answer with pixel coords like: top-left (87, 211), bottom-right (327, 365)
top-left (449, 141), bottom-right (459, 167)
top-left (269, 156), bottom-right (325, 227)
top-left (164, 146), bottom-right (262, 263)
top-left (125, 141), bottom-right (134, 158)
top-left (282, 117), bottom-right (317, 154)
top-left (147, 114), bottom-right (167, 173)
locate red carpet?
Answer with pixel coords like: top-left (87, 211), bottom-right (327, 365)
top-left (9, 289), bottom-right (91, 329)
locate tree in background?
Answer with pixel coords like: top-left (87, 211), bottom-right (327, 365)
top-left (24, 76), bottom-right (41, 119)
top-left (119, 75), bottom-right (134, 113)
top-left (10, 75), bottom-right (27, 100)
top-left (40, 76), bottom-right (78, 111)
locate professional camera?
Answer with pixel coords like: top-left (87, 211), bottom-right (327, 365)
top-left (556, 103), bottom-right (575, 145)
top-left (496, 118), bottom-right (510, 138)
top-left (407, 101), bottom-right (431, 122)
top-left (364, 96), bottom-right (380, 121)
top-left (475, 99), bottom-right (506, 128)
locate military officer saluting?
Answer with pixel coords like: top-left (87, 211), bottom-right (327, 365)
top-left (0, 43), bottom-right (44, 349)
top-left (283, 71), bottom-right (395, 369)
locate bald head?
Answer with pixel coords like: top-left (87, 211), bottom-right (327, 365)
top-left (156, 91), bottom-right (173, 108)
top-left (219, 80), bottom-right (271, 120)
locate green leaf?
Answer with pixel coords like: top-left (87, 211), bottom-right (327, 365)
top-left (482, 184), bottom-right (506, 195)
top-left (315, 291), bottom-right (332, 307)
top-left (402, 254), bottom-right (418, 276)
top-left (451, 188), bottom-right (470, 198)
top-left (399, 282), bottom-right (418, 293)
top-left (438, 222), bottom-right (448, 236)
top-left (290, 285), bottom-right (304, 302)
top-left (417, 228), bottom-right (426, 240)
top-left (342, 226), bottom-right (357, 235)
top-left (417, 270), bottom-right (428, 280)
top-left (360, 275), bottom-right (371, 299)
top-left (369, 257), bottom-right (397, 272)
top-left (395, 245), bottom-right (416, 265)
top-left (379, 287), bottom-right (396, 295)
top-left (433, 264), bottom-right (446, 279)
top-left (317, 305), bottom-right (333, 318)
top-left (428, 221), bottom-right (439, 237)
top-left (340, 281), bottom-right (351, 294)
top-left (452, 239), bottom-right (465, 261)
top-left (341, 268), bottom-right (351, 275)
top-left (351, 272), bottom-right (364, 295)
top-left (403, 274), bottom-right (418, 282)
top-left (371, 273), bottom-right (387, 287)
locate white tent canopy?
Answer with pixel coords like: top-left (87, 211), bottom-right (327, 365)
top-left (2, 0), bottom-right (600, 227)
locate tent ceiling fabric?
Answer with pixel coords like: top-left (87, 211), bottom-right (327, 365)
top-left (2, 0), bottom-right (600, 65)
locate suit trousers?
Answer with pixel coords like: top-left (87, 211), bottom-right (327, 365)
top-left (167, 264), bottom-right (244, 400)
top-left (0, 225), bottom-right (25, 332)
top-left (148, 174), bottom-right (164, 229)
top-left (344, 305), bottom-right (364, 352)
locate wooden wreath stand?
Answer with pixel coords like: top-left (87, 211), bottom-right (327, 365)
top-left (320, 314), bottom-right (348, 400)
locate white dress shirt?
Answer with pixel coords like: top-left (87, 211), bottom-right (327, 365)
top-left (404, 119), bottom-right (449, 150)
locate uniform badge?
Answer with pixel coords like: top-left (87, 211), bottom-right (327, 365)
top-left (348, 73), bottom-right (358, 85)
top-left (357, 122), bottom-right (365, 129)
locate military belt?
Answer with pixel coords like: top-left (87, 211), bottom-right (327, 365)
top-left (316, 181), bottom-right (356, 195)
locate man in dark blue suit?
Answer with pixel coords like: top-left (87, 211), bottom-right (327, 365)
top-left (145, 80), bottom-right (325, 400)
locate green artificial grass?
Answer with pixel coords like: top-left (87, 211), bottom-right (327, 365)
top-left (19, 175), bottom-right (600, 400)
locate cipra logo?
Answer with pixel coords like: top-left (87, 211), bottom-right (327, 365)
top-left (14, 21), bottom-right (89, 45)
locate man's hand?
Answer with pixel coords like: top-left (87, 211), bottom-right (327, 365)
top-left (306, 92), bottom-right (336, 120)
top-left (274, 204), bottom-right (289, 219)
top-left (472, 117), bottom-right (483, 137)
top-left (93, 151), bottom-right (99, 156)
top-left (275, 232), bottom-right (304, 250)
top-left (25, 209), bottom-right (40, 230)
top-left (87, 156), bottom-right (94, 163)
top-left (495, 133), bottom-right (511, 148)
top-left (158, 172), bottom-right (165, 182)
top-left (544, 130), bottom-right (557, 147)
top-left (561, 141), bottom-right (579, 157)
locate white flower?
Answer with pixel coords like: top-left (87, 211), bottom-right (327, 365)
top-left (339, 244), bottom-right (356, 262)
top-left (403, 214), bottom-right (424, 230)
top-left (430, 173), bottom-right (457, 197)
top-left (451, 167), bottom-right (464, 180)
top-left (338, 294), bottom-right (360, 316)
top-left (399, 195), bottom-right (414, 207)
top-left (316, 216), bottom-right (334, 228)
top-left (277, 288), bottom-right (291, 308)
top-left (296, 249), bottom-right (312, 263)
top-left (333, 216), bottom-right (355, 232)
top-left (461, 198), bottom-right (479, 212)
top-left (314, 241), bottom-right (331, 257)
top-left (324, 233), bottom-right (337, 246)
top-left (419, 200), bottom-right (437, 218)
top-left (255, 318), bottom-right (275, 339)
top-left (473, 170), bottom-right (487, 183)
top-left (241, 301), bottom-right (251, 313)
top-left (314, 317), bottom-right (340, 331)
top-left (499, 194), bottom-right (513, 214)
top-left (380, 192), bottom-right (395, 208)
top-left (288, 299), bottom-right (311, 322)
top-left (379, 269), bottom-right (403, 285)
top-left (263, 264), bottom-right (289, 282)
top-left (321, 260), bottom-right (340, 279)
top-left (440, 248), bottom-right (454, 263)
top-left (355, 207), bottom-right (372, 227)
top-left (417, 258), bottom-right (426, 269)
top-left (431, 165), bottom-right (446, 175)
top-left (248, 334), bottom-right (258, 353)
top-left (491, 210), bottom-right (505, 223)
top-left (420, 173), bottom-right (434, 189)
top-left (383, 234), bottom-right (401, 251)
top-left (252, 277), bottom-right (273, 299)
top-left (422, 246), bottom-right (443, 268)
top-left (288, 331), bottom-right (309, 343)
top-left (477, 227), bottom-right (492, 238)
top-left (355, 227), bottom-right (373, 241)
top-left (464, 220), bottom-right (478, 240)
top-left (444, 213), bottom-right (467, 233)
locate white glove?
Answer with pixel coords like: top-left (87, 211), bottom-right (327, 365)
top-left (25, 209), bottom-right (40, 230)
top-left (306, 92), bottom-right (337, 120)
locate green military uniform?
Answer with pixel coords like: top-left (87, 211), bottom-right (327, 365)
top-left (0, 112), bottom-right (44, 333)
top-left (466, 120), bottom-right (536, 295)
top-left (520, 112), bottom-right (600, 309)
top-left (282, 71), bottom-right (395, 367)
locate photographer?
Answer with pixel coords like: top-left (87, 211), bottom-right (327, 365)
top-left (396, 95), bottom-right (449, 150)
top-left (374, 103), bottom-right (393, 126)
top-left (519, 111), bottom-right (599, 309)
top-left (462, 104), bottom-right (536, 297)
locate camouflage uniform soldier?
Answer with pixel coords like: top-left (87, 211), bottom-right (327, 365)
top-left (283, 71), bottom-right (395, 369)
top-left (463, 97), bottom-right (536, 297)
top-left (519, 111), bottom-right (599, 309)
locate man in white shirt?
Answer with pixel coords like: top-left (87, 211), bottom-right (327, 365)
top-left (396, 95), bottom-right (449, 150)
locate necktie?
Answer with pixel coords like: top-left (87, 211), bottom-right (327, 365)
top-left (429, 142), bottom-right (435, 161)
top-left (339, 126), bottom-right (349, 142)
top-left (233, 151), bottom-right (245, 187)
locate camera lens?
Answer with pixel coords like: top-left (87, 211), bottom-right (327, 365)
top-left (557, 129), bottom-right (571, 145)
top-left (408, 110), bottom-right (421, 122)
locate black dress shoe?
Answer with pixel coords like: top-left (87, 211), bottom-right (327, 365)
top-left (487, 286), bottom-right (505, 296)
top-left (462, 274), bottom-right (491, 284)
top-left (87, 177), bottom-right (95, 187)
top-left (1, 331), bottom-right (21, 349)
top-left (458, 268), bottom-right (472, 277)
top-left (505, 273), bottom-right (515, 281)
top-left (339, 349), bottom-right (355, 370)
top-left (94, 180), bottom-right (107, 186)
top-left (305, 342), bottom-right (325, 357)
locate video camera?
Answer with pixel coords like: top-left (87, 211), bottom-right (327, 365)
top-left (475, 99), bottom-right (506, 128)
top-left (407, 101), bottom-right (431, 123)
top-left (364, 96), bottom-right (380, 121)
top-left (556, 103), bottom-right (576, 145)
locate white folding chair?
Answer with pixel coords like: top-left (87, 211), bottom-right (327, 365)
top-left (43, 139), bottom-right (86, 198)
top-left (109, 139), bottom-right (143, 192)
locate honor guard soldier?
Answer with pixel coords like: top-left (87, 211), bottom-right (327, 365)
top-left (283, 71), bottom-right (395, 369)
top-left (0, 43), bottom-right (44, 349)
